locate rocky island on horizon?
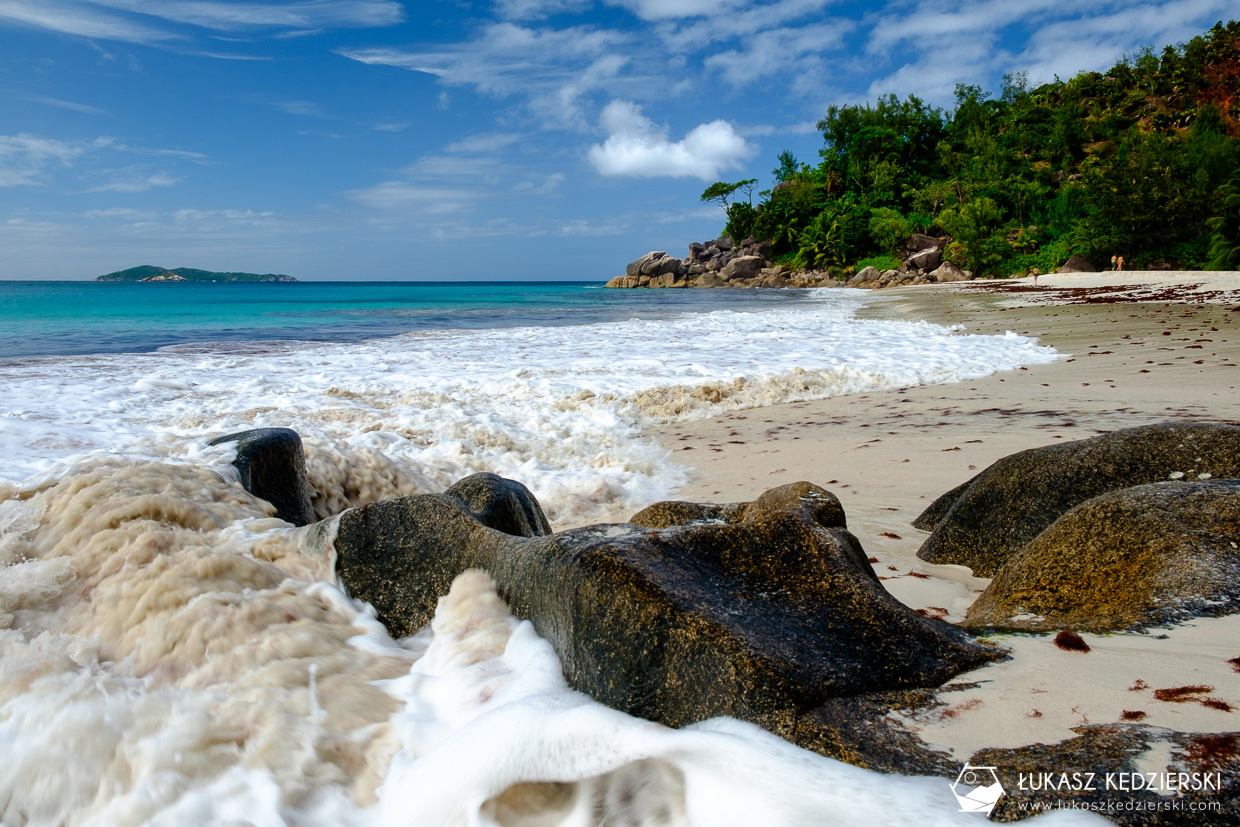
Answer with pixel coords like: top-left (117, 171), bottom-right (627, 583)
top-left (95, 265), bottom-right (298, 283)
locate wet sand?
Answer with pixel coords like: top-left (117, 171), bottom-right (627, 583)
top-left (650, 270), bottom-right (1240, 758)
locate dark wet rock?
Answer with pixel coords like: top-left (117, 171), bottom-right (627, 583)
top-left (964, 480), bottom-right (1240, 632)
top-left (208, 427), bottom-right (315, 526)
top-left (334, 475), bottom-right (1000, 745)
top-left (792, 687), bottom-right (964, 775)
top-left (915, 422), bottom-right (1240, 577)
top-left (974, 725), bottom-right (1240, 824)
top-left (444, 472), bottom-right (552, 538)
top-left (629, 481), bottom-right (852, 553)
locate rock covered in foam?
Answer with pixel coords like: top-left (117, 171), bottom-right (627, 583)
top-left (208, 427), bottom-right (316, 526)
top-left (964, 480), bottom-right (1240, 632)
top-left (914, 422), bottom-right (1240, 577)
top-left (333, 474), bottom-right (1001, 769)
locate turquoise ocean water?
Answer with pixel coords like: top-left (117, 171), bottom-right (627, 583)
top-left (0, 280), bottom-right (810, 359)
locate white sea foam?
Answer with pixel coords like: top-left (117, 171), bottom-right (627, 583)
top-left (0, 291), bottom-right (1056, 526)
top-left (0, 294), bottom-right (1089, 825)
top-left (0, 465), bottom-right (1096, 824)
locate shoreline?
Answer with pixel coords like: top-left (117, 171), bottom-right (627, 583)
top-left (649, 269), bottom-right (1240, 758)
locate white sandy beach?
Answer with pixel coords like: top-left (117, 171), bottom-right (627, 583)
top-left (653, 270), bottom-right (1240, 765)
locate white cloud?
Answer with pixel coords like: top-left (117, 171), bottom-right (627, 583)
top-left (118, 144), bottom-right (216, 165)
top-left (493, 0), bottom-right (591, 20)
top-left (85, 207), bottom-right (156, 218)
top-left (338, 23), bottom-right (648, 129)
top-left (339, 23), bottom-right (630, 95)
top-left (87, 172), bottom-right (179, 192)
top-left (0, 0), bottom-right (173, 43)
top-left (446, 132), bottom-right (523, 154)
top-left (605, 0), bottom-right (746, 21)
top-left (345, 181), bottom-right (482, 213)
top-left (861, 0), bottom-right (1239, 105)
top-left (0, 133), bottom-right (213, 190)
top-left (90, 0), bottom-right (405, 30)
top-left (0, 0), bottom-right (401, 47)
top-left (402, 155), bottom-right (505, 181)
top-left (704, 21), bottom-right (850, 88)
top-left (25, 95), bottom-right (108, 115)
top-left (0, 133), bottom-right (88, 186)
top-left (587, 99), bottom-right (754, 181)
top-left (276, 100), bottom-right (325, 116)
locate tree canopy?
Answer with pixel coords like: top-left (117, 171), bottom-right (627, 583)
top-left (701, 20), bottom-right (1240, 276)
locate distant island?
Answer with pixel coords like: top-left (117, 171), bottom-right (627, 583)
top-left (95, 265), bottom-right (298, 283)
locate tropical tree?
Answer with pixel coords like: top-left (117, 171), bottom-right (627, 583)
top-left (1207, 176), bottom-right (1240, 270)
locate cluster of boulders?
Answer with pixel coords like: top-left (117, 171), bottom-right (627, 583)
top-left (915, 422), bottom-right (1240, 632)
top-left (218, 425), bottom-right (1240, 814)
top-left (603, 235), bottom-right (782, 289)
top-left (604, 232), bottom-right (984, 290)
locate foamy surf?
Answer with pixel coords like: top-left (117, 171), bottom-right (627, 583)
top-left (0, 291), bottom-right (1057, 526)
top-left (0, 459), bottom-right (1097, 825)
top-left (0, 293), bottom-right (1091, 825)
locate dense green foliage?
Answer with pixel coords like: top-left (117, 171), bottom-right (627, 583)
top-left (707, 21), bottom-right (1240, 275)
top-left (96, 265), bottom-right (297, 282)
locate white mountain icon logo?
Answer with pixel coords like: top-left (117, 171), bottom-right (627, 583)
top-left (951, 763), bottom-right (1004, 815)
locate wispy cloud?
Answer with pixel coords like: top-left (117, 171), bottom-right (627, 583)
top-left (345, 181), bottom-right (484, 213)
top-left (0, 133), bottom-right (91, 186)
top-left (0, 0), bottom-right (402, 47)
top-left (861, 0), bottom-right (1239, 104)
top-left (276, 99), bottom-right (325, 116)
top-left (704, 21), bottom-right (851, 90)
top-left (445, 132), bottom-right (523, 153)
top-left (338, 23), bottom-right (642, 128)
top-left (24, 94), bottom-right (109, 115)
top-left (0, 132), bottom-right (213, 189)
top-left (91, 0), bottom-right (405, 30)
top-left (605, 0), bottom-right (748, 21)
top-left (587, 99), bottom-right (754, 180)
top-left (87, 171), bottom-right (179, 192)
top-left (0, 0), bottom-right (174, 43)
top-left (339, 23), bottom-right (631, 94)
top-left (117, 144), bottom-right (216, 165)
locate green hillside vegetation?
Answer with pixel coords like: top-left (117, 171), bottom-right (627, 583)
top-left (705, 20), bottom-right (1240, 277)
top-left (96, 265), bottom-right (297, 282)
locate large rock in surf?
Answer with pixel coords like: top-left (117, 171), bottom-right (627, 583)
top-left (208, 427), bottom-right (315, 526)
top-left (444, 472), bottom-right (552, 537)
top-left (964, 480), bottom-right (1240, 632)
top-left (914, 422), bottom-right (1240, 577)
top-left (333, 476), bottom-right (999, 743)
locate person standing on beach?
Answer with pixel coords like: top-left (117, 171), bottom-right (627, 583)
top-left (1117, 255), bottom-right (1125, 271)
top-left (1110, 255), bottom-right (1117, 270)
top-left (1031, 266), bottom-right (1039, 286)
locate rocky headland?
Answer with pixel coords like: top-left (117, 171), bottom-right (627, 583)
top-left (602, 232), bottom-right (1131, 291)
top-left (604, 233), bottom-right (981, 291)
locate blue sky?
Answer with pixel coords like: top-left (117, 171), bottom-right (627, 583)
top-left (0, 0), bottom-right (1233, 280)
